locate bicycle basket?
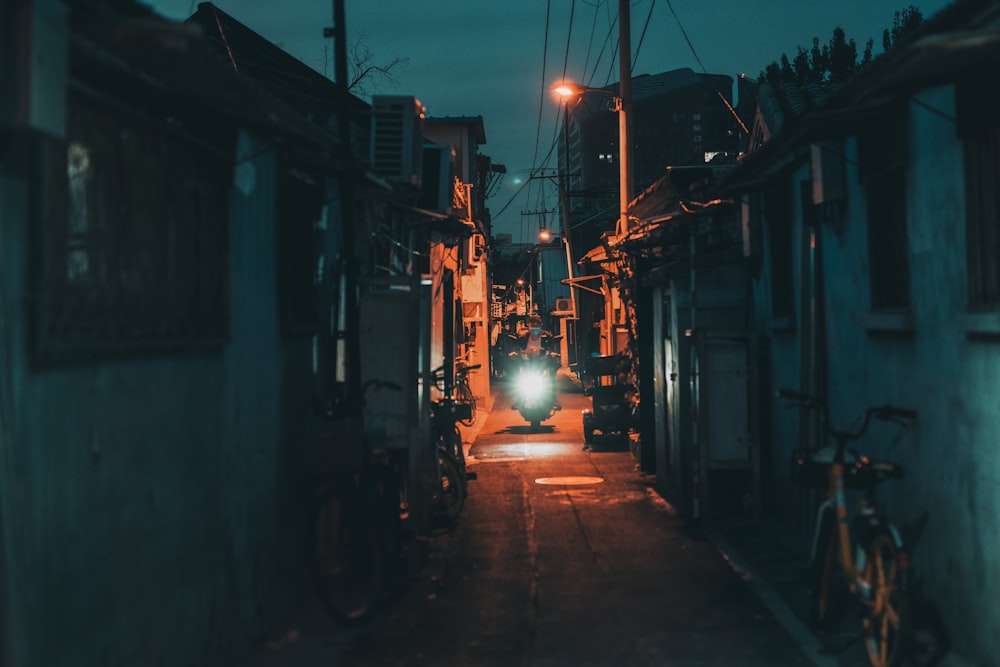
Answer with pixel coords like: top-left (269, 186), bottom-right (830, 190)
top-left (451, 402), bottom-right (473, 422)
top-left (789, 448), bottom-right (829, 489)
top-left (791, 449), bottom-right (878, 490)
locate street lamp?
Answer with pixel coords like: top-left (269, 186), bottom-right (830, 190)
top-left (553, 80), bottom-right (633, 236)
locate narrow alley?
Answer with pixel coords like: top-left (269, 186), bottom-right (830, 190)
top-left (237, 374), bottom-right (834, 667)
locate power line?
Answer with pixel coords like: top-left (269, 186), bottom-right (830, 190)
top-left (663, 0), bottom-right (707, 73)
top-left (663, 0), bottom-right (748, 135)
top-left (632, 0), bottom-right (656, 74)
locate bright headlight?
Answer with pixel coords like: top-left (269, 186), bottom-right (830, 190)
top-left (516, 371), bottom-right (550, 400)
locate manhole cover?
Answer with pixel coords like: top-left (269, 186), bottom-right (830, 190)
top-left (534, 476), bottom-right (604, 486)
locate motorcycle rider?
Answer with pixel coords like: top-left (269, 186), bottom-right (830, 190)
top-left (511, 314), bottom-right (561, 411)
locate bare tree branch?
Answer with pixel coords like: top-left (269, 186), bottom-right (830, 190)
top-left (345, 31), bottom-right (409, 97)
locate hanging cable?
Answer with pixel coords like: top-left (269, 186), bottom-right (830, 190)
top-left (210, 4), bottom-right (239, 71)
top-left (663, 0), bottom-right (748, 135)
top-left (631, 0), bottom-right (656, 74)
top-left (587, 3), bottom-right (618, 87)
top-left (582, 0), bottom-right (601, 81)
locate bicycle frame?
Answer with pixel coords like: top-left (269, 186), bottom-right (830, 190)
top-left (783, 388), bottom-right (916, 667)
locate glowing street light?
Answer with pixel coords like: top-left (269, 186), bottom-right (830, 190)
top-left (552, 80), bottom-right (633, 236)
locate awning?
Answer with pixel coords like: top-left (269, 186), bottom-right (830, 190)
top-left (388, 201), bottom-right (475, 237)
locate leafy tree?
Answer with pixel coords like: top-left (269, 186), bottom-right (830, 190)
top-left (760, 5), bottom-right (924, 87)
top-left (883, 5), bottom-right (925, 50)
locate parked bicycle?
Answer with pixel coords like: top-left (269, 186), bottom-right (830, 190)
top-left (429, 365), bottom-right (477, 523)
top-left (309, 379), bottom-right (411, 624)
top-left (453, 361), bottom-right (480, 427)
top-left (779, 388), bottom-right (917, 667)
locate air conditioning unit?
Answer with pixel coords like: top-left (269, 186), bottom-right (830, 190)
top-left (371, 95), bottom-right (425, 189)
top-left (419, 144), bottom-right (454, 213)
top-left (552, 297), bottom-right (573, 314)
top-left (467, 233), bottom-right (485, 264)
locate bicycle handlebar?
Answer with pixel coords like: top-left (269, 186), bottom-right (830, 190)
top-left (776, 388), bottom-right (917, 442)
top-left (776, 388), bottom-right (822, 407)
top-left (361, 379), bottom-right (402, 394)
top-left (871, 405), bottom-right (918, 421)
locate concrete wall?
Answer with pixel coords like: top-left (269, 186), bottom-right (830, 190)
top-left (821, 86), bottom-right (996, 664)
top-left (0, 131), bottom-right (315, 666)
top-left (755, 85), bottom-right (998, 664)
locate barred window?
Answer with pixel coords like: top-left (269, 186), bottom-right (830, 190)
top-left (764, 179), bottom-right (794, 319)
top-left (278, 163), bottom-right (324, 334)
top-left (959, 82), bottom-right (1000, 311)
top-left (858, 111), bottom-right (910, 311)
top-left (35, 89), bottom-right (232, 361)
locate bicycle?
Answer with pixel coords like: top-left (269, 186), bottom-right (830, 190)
top-left (778, 388), bottom-right (917, 667)
top-left (309, 379), bottom-right (411, 624)
top-left (429, 365), bottom-right (476, 523)
top-left (453, 361), bottom-right (480, 427)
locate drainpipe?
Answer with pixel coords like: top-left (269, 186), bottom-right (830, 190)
top-left (689, 221), bottom-right (701, 520)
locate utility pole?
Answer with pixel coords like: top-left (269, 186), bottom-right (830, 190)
top-left (617, 0), bottom-right (634, 236)
top-left (324, 0), bottom-right (361, 411)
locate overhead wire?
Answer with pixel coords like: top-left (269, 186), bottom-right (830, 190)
top-left (663, 0), bottom-right (749, 134)
top-left (631, 0), bottom-right (656, 74)
top-left (493, 0), bottom-right (632, 234)
top-left (586, 3), bottom-right (617, 87)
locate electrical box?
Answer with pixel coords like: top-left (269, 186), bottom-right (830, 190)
top-left (467, 232), bottom-right (485, 264)
top-left (359, 277), bottom-right (429, 450)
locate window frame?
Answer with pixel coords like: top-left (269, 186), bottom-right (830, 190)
top-left (31, 86), bottom-right (234, 364)
top-left (857, 107), bottom-right (913, 322)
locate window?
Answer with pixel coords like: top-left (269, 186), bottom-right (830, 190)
top-left (858, 111), bottom-right (910, 311)
top-left (278, 162), bottom-right (324, 334)
top-left (959, 82), bottom-right (1000, 311)
top-left (35, 88), bottom-right (233, 361)
top-left (765, 179), bottom-right (794, 320)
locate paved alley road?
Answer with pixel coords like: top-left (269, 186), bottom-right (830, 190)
top-left (328, 374), bottom-right (814, 667)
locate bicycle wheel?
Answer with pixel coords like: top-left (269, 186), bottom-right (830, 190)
top-left (436, 447), bottom-right (466, 522)
top-left (862, 532), bottom-right (909, 667)
top-left (455, 381), bottom-right (476, 427)
top-left (809, 508), bottom-right (843, 632)
top-left (445, 424), bottom-right (465, 475)
top-left (311, 486), bottom-right (384, 624)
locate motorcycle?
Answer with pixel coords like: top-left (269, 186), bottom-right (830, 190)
top-left (507, 331), bottom-right (562, 431)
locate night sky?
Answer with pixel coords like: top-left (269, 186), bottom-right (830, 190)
top-left (145, 0), bottom-right (953, 241)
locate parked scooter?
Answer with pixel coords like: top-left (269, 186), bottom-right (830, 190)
top-left (506, 316), bottom-right (562, 431)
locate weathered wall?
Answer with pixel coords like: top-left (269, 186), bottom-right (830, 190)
top-left (817, 86), bottom-right (998, 664)
top-left (0, 131), bottom-right (314, 666)
top-left (749, 160), bottom-right (812, 527)
top-left (755, 85), bottom-right (998, 664)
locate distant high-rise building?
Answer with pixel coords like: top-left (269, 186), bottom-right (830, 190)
top-left (559, 68), bottom-right (738, 249)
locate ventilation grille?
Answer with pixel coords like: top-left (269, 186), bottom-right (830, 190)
top-left (371, 95), bottom-right (424, 189)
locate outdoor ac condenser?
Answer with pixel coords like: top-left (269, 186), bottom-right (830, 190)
top-left (553, 298), bottom-right (573, 314)
top-left (371, 95), bottom-right (425, 189)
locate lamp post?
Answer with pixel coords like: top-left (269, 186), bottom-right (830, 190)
top-left (553, 5), bottom-right (633, 235)
top-left (553, 82), bottom-right (633, 240)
